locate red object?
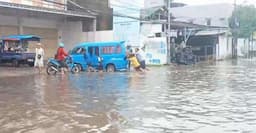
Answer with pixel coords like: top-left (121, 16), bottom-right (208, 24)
top-left (4, 38), bottom-right (19, 41)
top-left (56, 47), bottom-right (68, 61)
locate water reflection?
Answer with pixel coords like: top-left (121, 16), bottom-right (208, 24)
top-left (0, 60), bottom-right (256, 132)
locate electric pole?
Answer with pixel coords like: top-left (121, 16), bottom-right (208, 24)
top-left (232, 0), bottom-right (238, 59)
top-left (167, 0), bottom-right (171, 64)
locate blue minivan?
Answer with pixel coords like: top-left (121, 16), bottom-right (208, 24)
top-left (70, 41), bottom-right (128, 72)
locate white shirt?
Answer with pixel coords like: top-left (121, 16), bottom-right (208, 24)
top-left (35, 48), bottom-right (44, 59)
top-left (138, 49), bottom-right (146, 61)
top-left (34, 47), bottom-right (44, 67)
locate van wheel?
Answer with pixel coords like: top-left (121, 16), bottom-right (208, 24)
top-left (106, 64), bottom-right (115, 72)
top-left (76, 64), bottom-right (82, 71)
top-left (12, 60), bottom-right (19, 67)
top-left (71, 65), bottom-right (81, 74)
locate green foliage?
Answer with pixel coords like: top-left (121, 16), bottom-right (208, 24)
top-left (229, 5), bottom-right (256, 38)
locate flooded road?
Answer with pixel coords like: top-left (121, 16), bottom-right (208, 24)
top-left (1, 60), bottom-right (256, 133)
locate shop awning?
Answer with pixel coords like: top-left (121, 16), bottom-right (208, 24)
top-left (195, 30), bottom-right (228, 36)
top-left (2, 35), bottom-right (40, 41)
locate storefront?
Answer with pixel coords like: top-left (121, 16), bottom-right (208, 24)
top-left (0, 1), bottom-right (97, 59)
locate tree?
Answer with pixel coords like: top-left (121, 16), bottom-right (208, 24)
top-left (229, 5), bottom-right (256, 38)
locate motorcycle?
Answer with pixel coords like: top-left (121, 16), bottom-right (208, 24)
top-left (46, 56), bottom-right (80, 75)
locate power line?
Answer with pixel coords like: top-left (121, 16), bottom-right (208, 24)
top-left (110, 4), bottom-right (141, 11)
top-left (68, 0), bottom-right (163, 21)
top-left (68, 0), bottom-right (143, 20)
top-left (110, 0), bottom-right (143, 8)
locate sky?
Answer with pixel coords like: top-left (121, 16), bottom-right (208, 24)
top-left (110, 0), bottom-right (256, 9)
top-left (174, 0), bottom-right (256, 6)
top-left (110, 0), bottom-right (144, 8)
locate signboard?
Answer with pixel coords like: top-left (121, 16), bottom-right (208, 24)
top-left (253, 32), bottom-right (256, 39)
top-left (144, 0), bottom-right (165, 8)
top-left (144, 37), bottom-right (167, 65)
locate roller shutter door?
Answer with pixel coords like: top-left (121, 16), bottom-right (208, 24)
top-left (23, 27), bottom-right (58, 59)
top-left (0, 25), bottom-right (18, 36)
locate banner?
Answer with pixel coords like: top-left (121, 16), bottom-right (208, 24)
top-left (144, 37), bottom-right (168, 65)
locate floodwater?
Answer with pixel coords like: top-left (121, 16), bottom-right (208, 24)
top-left (1, 60), bottom-right (256, 133)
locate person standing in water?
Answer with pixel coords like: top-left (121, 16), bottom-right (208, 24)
top-left (34, 43), bottom-right (45, 74)
top-left (135, 47), bottom-right (149, 71)
top-left (128, 54), bottom-right (145, 72)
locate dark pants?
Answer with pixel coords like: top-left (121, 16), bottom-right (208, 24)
top-left (58, 60), bottom-right (68, 68)
top-left (98, 63), bottom-right (103, 70)
top-left (139, 60), bottom-right (146, 69)
top-left (128, 60), bottom-right (131, 71)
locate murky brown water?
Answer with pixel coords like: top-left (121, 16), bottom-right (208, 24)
top-left (1, 59), bottom-right (256, 133)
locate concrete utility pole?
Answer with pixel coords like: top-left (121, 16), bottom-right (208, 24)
top-left (167, 0), bottom-right (171, 64)
top-left (232, 0), bottom-right (238, 59)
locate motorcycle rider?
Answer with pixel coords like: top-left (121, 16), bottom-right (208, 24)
top-left (56, 42), bottom-right (68, 74)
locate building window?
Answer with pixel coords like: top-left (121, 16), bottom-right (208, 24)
top-left (82, 19), bottom-right (94, 32)
top-left (189, 19), bottom-right (194, 24)
top-left (206, 18), bottom-right (211, 26)
top-left (155, 33), bottom-right (162, 37)
top-left (219, 18), bottom-right (225, 21)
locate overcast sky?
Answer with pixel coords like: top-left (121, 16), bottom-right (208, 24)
top-left (174, 0), bottom-right (256, 5)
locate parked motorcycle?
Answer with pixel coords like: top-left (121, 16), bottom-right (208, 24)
top-left (46, 56), bottom-right (80, 75)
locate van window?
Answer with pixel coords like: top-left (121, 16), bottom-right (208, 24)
top-left (0, 42), bottom-right (2, 53)
top-left (116, 45), bottom-right (122, 53)
top-left (102, 46), bottom-right (115, 54)
top-left (88, 46), bottom-right (99, 56)
top-left (4, 41), bottom-right (17, 52)
top-left (88, 47), bottom-right (94, 56)
top-left (73, 47), bottom-right (85, 54)
top-left (95, 47), bottom-right (99, 56)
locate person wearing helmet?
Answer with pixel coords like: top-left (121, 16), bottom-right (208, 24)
top-left (56, 42), bottom-right (68, 74)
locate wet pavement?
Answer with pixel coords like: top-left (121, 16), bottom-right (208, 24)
top-left (1, 59), bottom-right (256, 133)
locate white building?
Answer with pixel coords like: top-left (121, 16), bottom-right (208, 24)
top-left (187, 30), bottom-right (233, 61)
top-left (170, 3), bottom-right (234, 27)
top-left (110, 0), bottom-right (142, 47)
top-left (141, 3), bottom-right (236, 62)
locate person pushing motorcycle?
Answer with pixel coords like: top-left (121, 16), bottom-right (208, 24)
top-left (56, 42), bottom-right (68, 74)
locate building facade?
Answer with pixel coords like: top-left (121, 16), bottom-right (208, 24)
top-left (141, 3), bottom-right (235, 62)
top-left (1, 0), bottom-right (66, 10)
top-left (67, 0), bottom-right (114, 45)
top-left (170, 3), bottom-right (234, 27)
top-left (110, 0), bottom-right (142, 47)
top-left (0, 0), bottom-right (113, 58)
top-left (170, 4), bottom-right (234, 60)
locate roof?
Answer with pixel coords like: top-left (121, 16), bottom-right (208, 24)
top-left (141, 20), bottom-right (226, 29)
top-left (2, 35), bottom-right (40, 41)
top-left (141, 2), bottom-right (186, 18)
top-left (170, 3), bottom-right (234, 27)
top-left (195, 30), bottom-right (228, 36)
top-left (77, 41), bottom-right (125, 47)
